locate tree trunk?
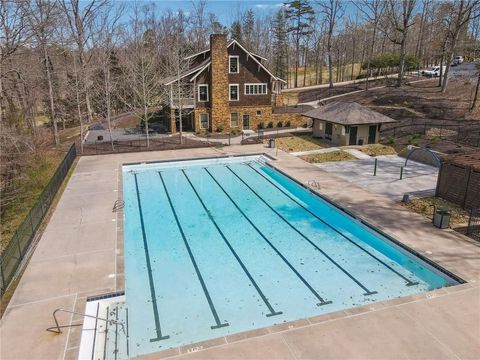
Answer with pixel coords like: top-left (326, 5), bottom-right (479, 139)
top-left (44, 46), bottom-right (59, 146)
top-left (74, 58), bottom-right (84, 154)
top-left (104, 63), bottom-right (114, 151)
top-left (471, 73), bottom-right (480, 110)
top-left (327, 35), bottom-right (334, 88)
top-left (397, 34), bottom-right (407, 87)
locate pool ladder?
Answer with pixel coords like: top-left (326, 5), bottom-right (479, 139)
top-left (46, 308), bottom-right (125, 334)
top-left (112, 200), bottom-right (125, 213)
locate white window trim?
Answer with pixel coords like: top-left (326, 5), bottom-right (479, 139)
top-left (244, 83), bottom-right (268, 95)
top-left (197, 84), bottom-right (209, 102)
top-left (230, 112), bottom-right (239, 127)
top-left (256, 110), bottom-right (262, 116)
top-left (229, 55), bottom-right (239, 74)
top-left (200, 113), bottom-right (209, 129)
top-left (229, 84), bottom-right (239, 101)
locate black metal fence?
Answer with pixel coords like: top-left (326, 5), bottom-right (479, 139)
top-left (467, 208), bottom-right (480, 241)
top-left (0, 144), bottom-right (77, 296)
top-left (381, 122), bottom-right (480, 148)
top-left (80, 135), bottom-right (213, 155)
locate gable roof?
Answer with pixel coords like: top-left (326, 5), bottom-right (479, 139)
top-left (163, 38), bottom-right (285, 85)
top-left (185, 40), bottom-right (268, 61)
top-left (161, 58), bottom-right (211, 86)
top-left (302, 101), bottom-right (396, 125)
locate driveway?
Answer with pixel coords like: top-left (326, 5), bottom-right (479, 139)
top-left (315, 155), bottom-right (439, 201)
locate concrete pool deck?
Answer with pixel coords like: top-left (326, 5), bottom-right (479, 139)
top-left (0, 145), bottom-right (479, 360)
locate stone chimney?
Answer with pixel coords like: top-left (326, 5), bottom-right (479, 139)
top-left (210, 34), bottom-right (229, 131)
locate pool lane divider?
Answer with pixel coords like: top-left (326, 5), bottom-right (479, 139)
top-left (245, 163), bottom-right (419, 287)
top-left (226, 166), bottom-right (378, 297)
top-left (204, 167), bottom-right (333, 307)
top-left (132, 173), bottom-right (170, 342)
top-left (181, 169), bottom-right (283, 318)
top-left (158, 172), bottom-right (229, 330)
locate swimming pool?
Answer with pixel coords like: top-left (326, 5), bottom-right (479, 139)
top-left (122, 155), bottom-right (459, 357)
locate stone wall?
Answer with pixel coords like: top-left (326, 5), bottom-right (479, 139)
top-left (210, 34), bottom-right (230, 132)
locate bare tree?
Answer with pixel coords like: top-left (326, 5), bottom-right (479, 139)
top-left (59, 0), bottom-right (107, 124)
top-left (317, 0), bottom-right (345, 89)
top-left (384, 0), bottom-right (417, 87)
top-left (120, 4), bottom-right (162, 147)
top-left (92, 4), bottom-right (124, 150)
top-left (23, 0), bottom-right (61, 145)
top-left (354, 0), bottom-right (385, 90)
top-left (441, 0), bottom-right (480, 92)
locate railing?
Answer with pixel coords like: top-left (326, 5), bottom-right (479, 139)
top-left (46, 308), bottom-right (125, 334)
top-left (381, 122), bottom-right (480, 148)
top-left (0, 144), bottom-right (77, 297)
top-left (467, 208), bottom-right (480, 241)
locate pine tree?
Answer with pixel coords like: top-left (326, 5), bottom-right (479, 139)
top-left (230, 20), bottom-right (242, 41)
top-left (272, 9), bottom-right (288, 80)
top-left (285, 0), bottom-right (315, 88)
top-left (243, 9), bottom-right (256, 49)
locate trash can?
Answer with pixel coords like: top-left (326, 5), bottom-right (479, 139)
top-left (268, 138), bottom-right (276, 148)
top-left (433, 208), bottom-right (451, 229)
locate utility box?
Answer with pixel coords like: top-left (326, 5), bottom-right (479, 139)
top-left (433, 208), bottom-right (451, 229)
top-left (268, 138), bottom-right (276, 148)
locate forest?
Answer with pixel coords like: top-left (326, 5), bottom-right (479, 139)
top-left (1, 0), bottom-right (479, 242)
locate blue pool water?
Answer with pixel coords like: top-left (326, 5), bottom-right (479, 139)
top-left (122, 156), bottom-right (458, 357)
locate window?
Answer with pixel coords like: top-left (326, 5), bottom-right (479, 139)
top-left (229, 84), bottom-right (239, 101)
top-left (229, 56), bottom-right (239, 73)
top-left (245, 83), bottom-right (268, 95)
top-left (200, 113), bottom-right (209, 129)
top-left (256, 110), bottom-right (262, 116)
top-left (230, 112), bottom-right (239, 127)
top-left (198, 84), bottom-right (208, 102)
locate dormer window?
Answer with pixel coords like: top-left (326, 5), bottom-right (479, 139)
top-left (229, 56), bottom-right (239, 73)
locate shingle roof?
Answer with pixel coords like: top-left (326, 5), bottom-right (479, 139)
top-left (302, 101), bottom-right (396, 125)
top-left (161, 58), bottom-right (210, 86)
top-left (441, 150), bottom-right (480, 171)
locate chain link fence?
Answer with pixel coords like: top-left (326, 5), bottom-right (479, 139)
top-left (0, 144), bottom-right (77, 296)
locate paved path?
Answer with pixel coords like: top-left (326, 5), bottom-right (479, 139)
top-left (291, 147), bottom-right (370, 159)
top-left (315, 155), bottom-right (439, 201)
top-left (290, 147), bottom-right (339, 156)
top-left (344, 148), bottom-right (372, 159)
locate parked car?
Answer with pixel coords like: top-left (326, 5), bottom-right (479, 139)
top-left (451, 56), bottom-right (464, 66)
top-left (422, 65), bottom-right (446, 77)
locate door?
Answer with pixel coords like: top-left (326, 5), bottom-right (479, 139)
top-left (368, 125), bottom-right (377, 144)
top-left (349, 126), bottom-right (358, 145)
top-left (242, 114), bottom-right (250, 130)
top-left (325, 122), bottom-right (333, 140)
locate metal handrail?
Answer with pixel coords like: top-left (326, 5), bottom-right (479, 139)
top-left (46, 308), bottom-right (125, 334)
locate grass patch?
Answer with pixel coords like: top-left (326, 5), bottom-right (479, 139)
top-left (300, 150), bottom-right (356, 164)
top-left (357, 144), bottom-right (397, 157)
top-left (264, 134), bottom-right (325, 153)
top-left (1, 150), bottom-right (65, 251)
top-left (400, 196), bottom-right (470, 228)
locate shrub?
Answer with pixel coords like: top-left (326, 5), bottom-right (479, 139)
top-left (216, 125), bottom-right (224, 133)
top-left (386, 136), bottom-right (395, 145)
top-left (257, 122), bottom-right (265, 130)
top-left (277, 121), bottom-right (283, 128)
top-left (285, 120), bottom-right (291, 127)
top-left (230, 128), bottom-right (240, 136)
top-left (267, 121), bottom-right (274, 128)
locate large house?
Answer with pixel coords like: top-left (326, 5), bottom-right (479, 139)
top-left (162, 34), bottom-right (304, 133)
